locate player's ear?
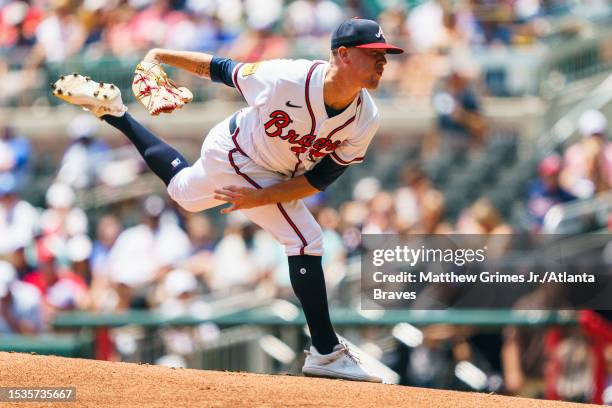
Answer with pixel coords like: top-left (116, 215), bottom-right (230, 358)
top-left (336, 46), bottom-right (350, 64)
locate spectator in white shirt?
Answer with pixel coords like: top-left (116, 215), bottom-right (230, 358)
top-left (108, 195), bottom-right (191, 309)
top-left (0, 261), bottom-right (43, 334)
top-left (57, 114), bottom-right (110, 189)
top-left (0, 174), bottom-right (39, 255)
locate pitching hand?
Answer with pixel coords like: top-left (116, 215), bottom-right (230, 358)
top-left (214, 185), bottom-right (264, 214)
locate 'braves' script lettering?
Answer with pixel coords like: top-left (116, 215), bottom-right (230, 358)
top-left (264, 111), bottom-right (341, 159)
top-left (264, 110), bottom-right (293, 137)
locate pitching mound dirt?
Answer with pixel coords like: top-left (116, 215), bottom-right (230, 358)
top-left (0, 352), bottom-right (597, 407)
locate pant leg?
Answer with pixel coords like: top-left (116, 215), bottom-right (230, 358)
top-left (241, 195), bottom-right (323, 256)
top-left (166, 158), bottom-right (224, 212)
top-left (201, 146), bottom-right (323, 256)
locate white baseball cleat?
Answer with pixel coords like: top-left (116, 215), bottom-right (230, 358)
top-left (51, 73), bottom-right (127, 118)
top-left (302, 342), bottom-right (383, 382)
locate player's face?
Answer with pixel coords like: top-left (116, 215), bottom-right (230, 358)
top-left (347, 48), bottom-right (388, 89)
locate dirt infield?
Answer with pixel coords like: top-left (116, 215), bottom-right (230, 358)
top-left (0, 352), bottom-right (598, 407)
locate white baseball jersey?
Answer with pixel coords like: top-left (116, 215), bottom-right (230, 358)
top-left (228, 59), bottom-right (380, 177)
top-left (168, 58), bottom-right (381, 257)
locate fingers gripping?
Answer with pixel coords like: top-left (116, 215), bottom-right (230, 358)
top-left (214, 186), bottom-right (260, 214)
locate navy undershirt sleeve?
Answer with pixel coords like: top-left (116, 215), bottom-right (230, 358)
top-left (210, 56), bottom-right (238, 88)
top-left (325, 103), bottom-right (348, 118)
top-left (304, 155), bottom-right (348, 191)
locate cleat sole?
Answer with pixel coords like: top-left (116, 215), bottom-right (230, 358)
top-left (51, 73), bottom-right (123, 116)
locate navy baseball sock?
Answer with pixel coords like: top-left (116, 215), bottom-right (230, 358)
top-left (102, 113), bottom-right (189, 186)
top-left (288, 255), bottom-right (339, 354)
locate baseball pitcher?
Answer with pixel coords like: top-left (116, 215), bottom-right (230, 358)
top-left (52, 18), bottom-right (403, 382)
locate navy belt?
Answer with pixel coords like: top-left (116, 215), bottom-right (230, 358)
top-left (229, 112), bottom-right (238, 134)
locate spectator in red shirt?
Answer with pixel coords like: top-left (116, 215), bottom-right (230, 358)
top-left (23, 238), bottom-right (89, 314)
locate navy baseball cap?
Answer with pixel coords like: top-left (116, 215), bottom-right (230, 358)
top-left (331, 18), bottom-right (404, 54)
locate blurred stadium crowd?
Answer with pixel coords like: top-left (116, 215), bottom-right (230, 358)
top-left (1, 106), bottom-right (612, 401)
top-left (0, 0), bottom-right (610, 103)
top-left (2, 0), bottom-right (612, 404)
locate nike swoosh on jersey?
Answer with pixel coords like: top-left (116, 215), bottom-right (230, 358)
top-left (285, 101), bottom-right (302, 108)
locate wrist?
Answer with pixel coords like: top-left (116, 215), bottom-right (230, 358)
top-left (254, 189), bottom-right (269, 207)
